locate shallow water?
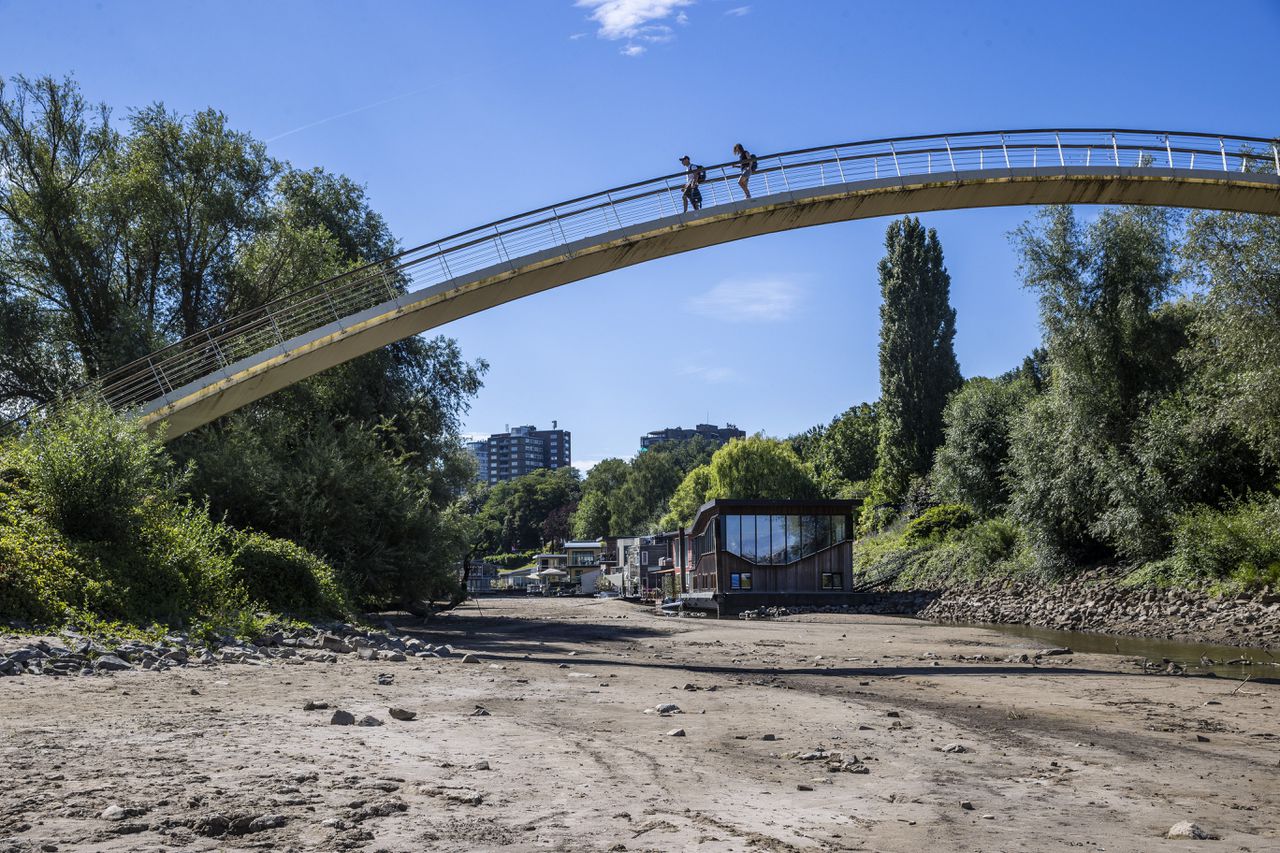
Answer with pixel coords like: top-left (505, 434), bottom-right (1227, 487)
top-left (950, 620), bottom-right (1278, 680)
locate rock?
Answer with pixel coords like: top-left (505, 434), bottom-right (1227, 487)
top-left (1166, 821), bottom-right (1209, 840)
top-left (100, 804), bottom-right (127, 821)
top-left (357, 715), bottom-right (383, 727)
top-left (762, 733), bottom-right (776, 741)
top-left (330, 710), bottom-right (356, 726)
top-left (248, 813), bottom-right (287, 833)
top-left (959, 800), bottom-right (975, 810)
top-left (461, 653), bottom-right (481, 663)
top-left (385, 651), bottom-right (407, 662)
top-left (375, 673), bottom-right (394, 685)
top-left (1037, 647), bottom-right (1072, 656)
top-left (193, 813), bottom-right (230, 836)
top-left (666, 728), bottom-right (686, 737)
top-left (303, 700), bottom-right (329, 711)
top-left (472, 760), bottom-right (490, 771)
top-left (93, 655), bottom-right (131, 672)
top-left (941, 743), bottom-right (968, 753)
top-left (388, 707), bottom-right (416, 721)
top-left (654, 703), bottom-right (682, 714)
top-left (358, 647), bottom-right (379, 661)
top-left (885, 710), bottom-right (900, 718)
top-left (796, 784), bottom-right (813, 791)
top-left (470, 706), bottom-right (491, 717)
top-left (1195, 734), bottom-right (1210, 743)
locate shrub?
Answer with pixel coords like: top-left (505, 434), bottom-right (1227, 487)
top-left (902, 504), bottom-right (974, 547)
top-left (228, 530), bottom-right (347, 616)
top-left (482, 550), bottom-right (539, 570)
top-left (0, 484), bottom-right (89, 624)
top-left (1166, 496), bottom-right (1280, 592)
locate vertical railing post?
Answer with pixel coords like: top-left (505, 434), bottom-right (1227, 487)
top-left (1033, 146), bottom-right (1038, 168)
top-left (605, 191), bottom-right (624, 230)
top-left (1273, 142), bottom-right (1279, 175)
top-left (889, 142), bottom-right (902, 177)
top-left (834, 149), bottom-right (847, 183)
top-left (1056, 132), bottom-right (1064, 167)
top-left (1112, 132), bottom-right (1119, 166)
top-left (1001, 134), bottom-right (1010, 169)
top-left (778, 159), bottom-right (791, 191)
top-left (1220, 138), bottom-right (1228, 171)
top-left (205, 330), bottom-right (227, 369)
top-left (551, 207), bottom-right (571, 248)
top-left (945, 136), bottom-right (956, 172)
top-left (1165, 134), bottom-right (1173, 168)
top-left (927, 152), bottom-right (932, 174)
top-left (147, 357), bottom-right (169, 396)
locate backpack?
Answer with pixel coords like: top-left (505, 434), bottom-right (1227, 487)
top-left (749, 154), bottom-right (758, 174)
top-left (696, 165), bottom-right (707, 184)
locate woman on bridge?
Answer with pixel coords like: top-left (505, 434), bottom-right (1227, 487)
top-left (734, 143), bottom-right (757, 200)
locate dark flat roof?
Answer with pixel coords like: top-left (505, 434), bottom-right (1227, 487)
top-left (689, 498), bottom-right (856, 535)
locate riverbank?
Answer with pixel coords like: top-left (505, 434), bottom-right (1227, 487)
top-left (738, 568), bottom-right (1280, 649)
top-left (3, 597), bottom-right (1278, 852)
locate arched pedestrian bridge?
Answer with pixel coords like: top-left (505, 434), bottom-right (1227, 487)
top-left (85, 129), bottom-right (1280, 439)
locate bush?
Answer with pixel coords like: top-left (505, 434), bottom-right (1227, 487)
top-left (0, 484), bottom-right (90, 624)
top-left (1165, 496), bottom-right (1280, 592)
top-left (902, 504), bottom-right (974, 547)
top-left (482, 550), bottom-right (539, 570)
top-left (229, 530), bottom-right (346, 616)
top-left (0, 400), bottom-right (253, 625)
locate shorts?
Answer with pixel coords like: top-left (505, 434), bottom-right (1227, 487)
top-left (684, 186), bottom-right (702, 208)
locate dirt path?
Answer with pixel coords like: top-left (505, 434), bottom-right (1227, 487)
top-left (2, 598), bottom-right (1277, 852)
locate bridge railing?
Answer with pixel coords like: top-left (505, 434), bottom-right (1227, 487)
top-left (29, 129), bottom-right (1280, 420)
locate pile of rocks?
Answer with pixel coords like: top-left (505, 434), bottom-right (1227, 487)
top-left (0, 622), bottom-right (464, 678)
top-left (918, 571), bottom-right (1280, 646)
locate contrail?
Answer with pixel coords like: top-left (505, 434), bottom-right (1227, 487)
top-left (265, 61), bottom-right (516, 143)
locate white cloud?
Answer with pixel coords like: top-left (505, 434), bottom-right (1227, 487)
top-left (724, 5), bottom-right (750, 15)
top-left (685, 278), bottom-right (803, 323)
top-left (569, 32), bottom-right (589, 40)
top-left (575, 0), bottom-right (694, 55)
top-left (573, 459), bottom-right (603, 475)
top-left (679, 364), bottom-right (737, 383)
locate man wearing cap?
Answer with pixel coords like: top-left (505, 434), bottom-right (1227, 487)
top-left (679, 155), bottom-right (703, 213)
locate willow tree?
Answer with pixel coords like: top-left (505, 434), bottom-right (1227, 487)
top-left (863, 216), bottom-right (962, 530)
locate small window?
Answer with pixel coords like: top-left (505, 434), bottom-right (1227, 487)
top-left (641, 551), bottom-right (650, 566)
top-left (740, 572), bottom-right (752, 590)
top-left (730, 573), bottom-right (741, 590)
top-left (821, 572), bottom-right (843, 590)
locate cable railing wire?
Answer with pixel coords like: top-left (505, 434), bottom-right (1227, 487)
top-left (11, 128), bottom-right (1280, 426)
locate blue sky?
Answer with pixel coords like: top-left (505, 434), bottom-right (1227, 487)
top-left (4, 0), bottom-right (1279, 470)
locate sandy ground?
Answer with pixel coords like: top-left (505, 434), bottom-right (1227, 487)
top-left (1, 598), bottom-right (1278, 853)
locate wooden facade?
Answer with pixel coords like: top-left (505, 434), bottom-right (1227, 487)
top-left (680, 499), bottom-right (856, 598)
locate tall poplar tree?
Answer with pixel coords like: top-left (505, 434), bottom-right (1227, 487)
top-left (863, 216), bottom-right (962, 529)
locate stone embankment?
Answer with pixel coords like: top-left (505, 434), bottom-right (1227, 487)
top-left (740, 571), bottom-right (1280, 648)
top-left (0, 622), bottom-right (461, 678)
top-left (916, 574), bottom-right (1280, 647)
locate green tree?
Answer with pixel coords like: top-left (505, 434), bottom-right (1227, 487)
top-left (1182, 210), bottom-right (1280, 464)
top-left (1006, 205), bottom-right (1186, 567)
top-left (660, 436), bottom-right (820, 529)
top-left (607, 451), bottom-right (681, 535)
top-left (569, 458), bottom-right (629, 539)
top-left (864, 217), bottom-right (962, 528)
top-left (793, 403), bottom-right (879, 498)
top-left (930, 377), bottom-right (1033, 517)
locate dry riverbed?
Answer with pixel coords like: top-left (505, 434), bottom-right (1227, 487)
top-left (2, 597), bottom-right (1278, 852)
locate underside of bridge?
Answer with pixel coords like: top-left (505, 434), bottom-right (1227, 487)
top-left (137, 165), bottom-right (1280, 439)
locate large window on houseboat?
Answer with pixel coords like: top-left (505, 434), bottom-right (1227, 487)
top-left (723, 513), bottom-right (851, 565)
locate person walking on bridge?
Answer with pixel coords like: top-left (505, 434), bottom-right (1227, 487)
top-left (733, 143), bottom-right (757, 199)
top-left (679, 154), bottom-right (703, 213)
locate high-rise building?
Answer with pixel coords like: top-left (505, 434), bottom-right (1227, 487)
top-left (466, 423), bottom-right (571, 485)
top-left (639, 423), bottom-right (744, 452)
